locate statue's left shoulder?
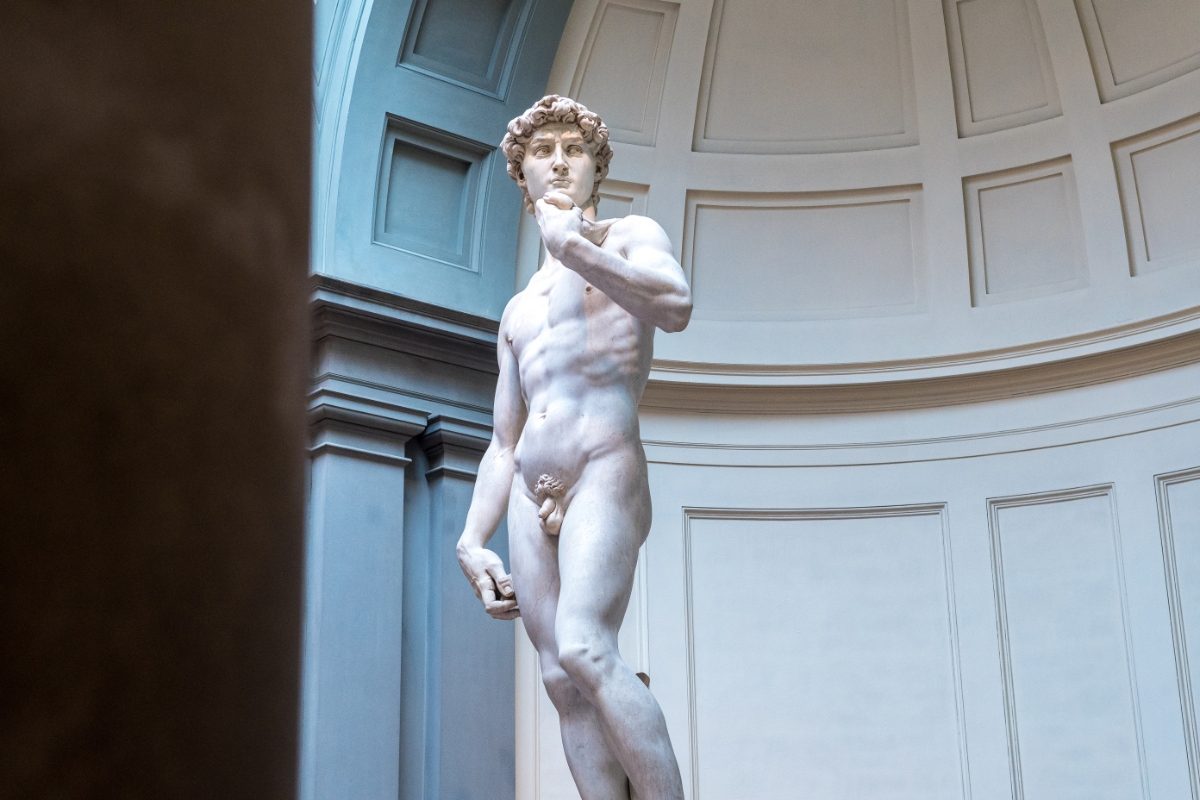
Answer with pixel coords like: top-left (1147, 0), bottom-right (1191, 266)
top-left (607, 214), bottom-right (670, 254)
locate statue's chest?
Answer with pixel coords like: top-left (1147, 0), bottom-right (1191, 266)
top-left (508, 269), bottom-right (618, 358)
top-left (545, 271), bottom-right (609, 326)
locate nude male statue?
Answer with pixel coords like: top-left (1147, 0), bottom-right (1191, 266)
top-left (456, 95), bottom-right (690, 799)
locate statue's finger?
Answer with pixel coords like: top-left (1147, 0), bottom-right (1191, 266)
top-left (489, 602), bottom-right (520, 620)
top-left (486, 598), bottom-right (518, 618)
top-left (488, 565), bottom-right (515, 598)
top-left (475, 574), bottom-right (496, 603)
top-left (542, 191), bottom-right (574, 210)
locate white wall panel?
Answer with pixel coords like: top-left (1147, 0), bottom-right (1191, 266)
top-left (685, 508), bottom-right (966, 800)
top-left (1114, 114), bottom-right (1200, 276)
top-left (1157, 467), bottom-right (1200, 796)
top-left (571, 0), bottom-right (677, 145)
top-left (989, 487), bottom-right (1148, 799)
top-left (944, 0), bottom-right (1059, 135)
top-left (694, 0), bottom-right (917, 153)
top-left (684, 187), bottom-right (923, 320)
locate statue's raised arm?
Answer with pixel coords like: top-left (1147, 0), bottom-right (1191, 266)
top-left (533, 195), bottom-right (691, 333)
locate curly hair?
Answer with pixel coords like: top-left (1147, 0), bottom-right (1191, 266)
top-left (500, 94), bottom-right (613, 213)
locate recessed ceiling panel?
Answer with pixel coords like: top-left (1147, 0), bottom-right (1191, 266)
top-left (944, 0), bottom-right (1060, 135)
top-left (572, 0), bottom-right (678, 145)
top-left (1076, 0), bottom-right (1200, 101)
top-left (694, 0), bottom-right (917, 153)
top-left (1114, 114), bottom-right (1200, 275)
top-left (685, 187), bottom-right (923, 320)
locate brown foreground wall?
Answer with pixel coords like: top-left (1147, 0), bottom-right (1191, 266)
top-left (0, 3), bottom-right (311, 797)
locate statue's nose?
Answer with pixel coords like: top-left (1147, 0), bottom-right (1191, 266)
top-left (551, 146), bottom-right (568, 172)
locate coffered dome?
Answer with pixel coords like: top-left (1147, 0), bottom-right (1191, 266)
top-left (521, 0), bottom-right (1200, 399)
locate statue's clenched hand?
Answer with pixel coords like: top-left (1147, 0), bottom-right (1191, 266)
top-left (457, 543), bottom-right (520, 621)
top-left (533, 191), bottom-right (582, 258)
top-left (535, 191), bottom-right (617, 260)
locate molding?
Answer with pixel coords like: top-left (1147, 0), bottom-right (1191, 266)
top-left (308, 379), bottom-right (429, 440)
top-left (311, 274), bottom-right (499, 374)
top-left (643, 325), bottom-right (1200, 414)
top-left (1154, 466), bottom-right (1200, 800)
top-left (316, 371), bottom-right (492, 420)
top-left (308, 441), bottom-right (413, 467)
top-left (420, 415), bottom-right (493, 480)
top-left (312, 274), bottom-right (1200, 416)
top-left (642, 394), bottom-right (1200, 468)
top-left (651, 306), bottom-right (1200, 381)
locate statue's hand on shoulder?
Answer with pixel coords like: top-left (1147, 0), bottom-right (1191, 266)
top-left (456, 543), bottom-right (520, 621)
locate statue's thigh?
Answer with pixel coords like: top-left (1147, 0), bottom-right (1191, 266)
top-left (508, 488), bottom-right (562, 657)
top-left (554, 467), bottom-right (649, 634)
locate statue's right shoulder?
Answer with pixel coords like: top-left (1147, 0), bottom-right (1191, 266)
top-left (498, 290), bottom-right (530, 345)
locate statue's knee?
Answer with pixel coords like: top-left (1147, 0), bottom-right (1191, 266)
top-left (557, 639), bottom-right (613, 692)
top-left (541, 665), bottom-right (580, 710)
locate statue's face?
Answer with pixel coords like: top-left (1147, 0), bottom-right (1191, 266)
top-left (520, 123), bottom-right (597, 210)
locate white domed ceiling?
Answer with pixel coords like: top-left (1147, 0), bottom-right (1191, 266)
top-left (524, 0), bottom-right (1200, 386)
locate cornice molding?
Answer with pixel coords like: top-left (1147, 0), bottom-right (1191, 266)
top-left (420, 415), bottom-right (492, 481)
top-left (308, 373), bottom-right (430, 466)
top-left (308, 379), bottom-right (429, 439)
top-left (651, 307), bottom-right (1200, 384)
top-left (308, 441), bottom-right (412, 467)
top-left (310, 279), bottom-right (1200, 415)
top-left (311, 275), bottom-right (499, 374)
top-left (642, 327), bottom-right (1200, 414)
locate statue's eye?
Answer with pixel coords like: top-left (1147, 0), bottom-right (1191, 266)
top-left (567, 145), bottom-right (584, 156)
top-left (534, 145), bottom-right (551, 156)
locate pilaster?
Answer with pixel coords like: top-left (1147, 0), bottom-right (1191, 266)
top-left (408, 416), bottom-right (516, 800)
top-left (301, 384), bottom-right (427, 800)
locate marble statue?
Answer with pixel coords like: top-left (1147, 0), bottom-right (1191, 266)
top-left (456, 95), bottom-right (691, 800)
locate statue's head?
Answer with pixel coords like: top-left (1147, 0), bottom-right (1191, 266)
top-left (501, 94), bottom-right (613, 213)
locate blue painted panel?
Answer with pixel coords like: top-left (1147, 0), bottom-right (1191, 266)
top-left (401, 0), bottom-right (529, 96)
top-left (375, 119), bottom-right (488, 269)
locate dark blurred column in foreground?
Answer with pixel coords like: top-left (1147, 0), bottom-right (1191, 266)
top-left (0, 2), bottom-right (311, 797)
